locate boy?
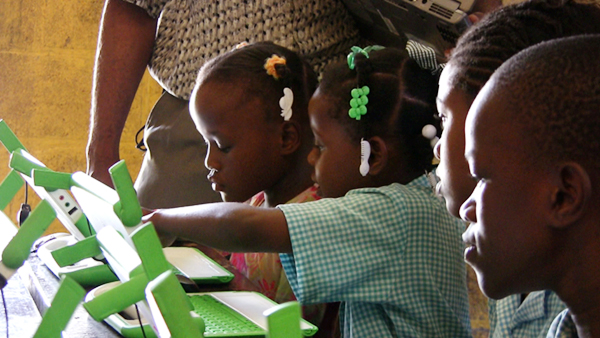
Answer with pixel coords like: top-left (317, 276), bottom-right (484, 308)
top-left (460, 35), bottom-right (600, 337)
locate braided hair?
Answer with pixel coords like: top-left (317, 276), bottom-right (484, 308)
top-left (196, 42), bottom-right (318, 125)
top-left (448, 0), bottom-right (600, 97)
top-left (318, 47), bottom-right (440, 173)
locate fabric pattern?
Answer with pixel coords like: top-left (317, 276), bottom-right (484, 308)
top-left (278, 175), bottom-right (471, 337)
top-left (489, 291), bottom-right (566, 338)
top-left (123, 0), bottom-right (364, 99)
top-left (230, 185), bottom-right (325, 324)
top-left (546, 309), bottom-right (578, 338)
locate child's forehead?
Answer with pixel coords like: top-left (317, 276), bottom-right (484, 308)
top-left (467, 86), bottom-right (525, 160)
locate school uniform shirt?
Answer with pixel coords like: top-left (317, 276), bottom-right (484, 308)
top-left (546, 309), bottom-right (577, 338)
top-left (489, 291), bottom-right (566, 338)
top-left (277, 175), bottom-right (471, 338)
top-left (230, 185), bottom-right (326, 325)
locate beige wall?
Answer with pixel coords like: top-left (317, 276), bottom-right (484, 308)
top-left (0, 0), bottom-right (161, 233)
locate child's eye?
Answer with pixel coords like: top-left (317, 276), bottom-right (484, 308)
top-left (437, 113), bottom-right (447, 130)
top-left (470, 174), bottom-right (486, 184)
top-left (215, 142), bottom-right (231, 153)
top-left (314, 144), bottom-right (325, 152)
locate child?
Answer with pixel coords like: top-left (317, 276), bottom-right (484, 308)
top-left (460, 34), bottom-right (600, 338)
top-left (433, 0), bottom-right (600, 336)
top-left (188, 42), bottom-right (329, 326)
top-left (147, 46), bottom-right (471, 337)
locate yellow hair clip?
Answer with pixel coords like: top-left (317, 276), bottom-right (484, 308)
top-left (264, 55), bottom-right (287, 79)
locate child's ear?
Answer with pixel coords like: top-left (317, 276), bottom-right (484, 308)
top-left (280, 121), bottom-right (301, 155)
top-left (548, 162), bottom-right (592, 229)
top-left (366, 136), bottom-right (388, 175)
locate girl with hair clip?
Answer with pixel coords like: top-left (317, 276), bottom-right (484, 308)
top-left (433, 0), bottom-right (600, 336)
top-left (146, 46), bottom-right (471, 337)
top-left (189, 42), bottom-right (331, 330)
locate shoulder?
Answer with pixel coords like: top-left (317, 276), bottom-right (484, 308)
top-left (546, 309), bottom-right (577, 338)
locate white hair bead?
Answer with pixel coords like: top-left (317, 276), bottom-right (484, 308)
top-left (422, 124), bottom-right (437, 140)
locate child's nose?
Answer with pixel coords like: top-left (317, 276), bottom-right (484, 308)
top-left (204, 147), bottom-right (220, 172)
top-left (459, 196), bottom-right (477, 224)
top-left (307, 147), bottom-right (318, 167)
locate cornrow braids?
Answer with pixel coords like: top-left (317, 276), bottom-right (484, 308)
top-left (448, 0), bottom-right (600, 97)
top-left (196, 42), bottom-right (318, 124)
top-left (319, 47), bottom-right (441, 173)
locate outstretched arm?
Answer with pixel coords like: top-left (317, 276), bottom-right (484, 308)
top-left (143, 203), bottom-right (293, 253)
top-left (86, 0), bottom-right (157, 187)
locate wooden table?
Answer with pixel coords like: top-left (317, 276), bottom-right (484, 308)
top-left (0, 244), bottom-right (261, 338)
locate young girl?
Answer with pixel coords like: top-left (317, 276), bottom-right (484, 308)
top-left (433, 0), bottom-right (600, 336)
top-left (188, 42), bottom-right (329, 327)
top-left (148, 46), bottom-right (471, 337)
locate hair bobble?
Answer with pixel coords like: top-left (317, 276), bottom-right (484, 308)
top-left (264, 54), bottom-right (294, 121)
top-left (349, 86), bottom-right (369, 120)
top-left (264, 54), bottom-right (287, 79)
top-left (422, 124), bottom-right (439, 148)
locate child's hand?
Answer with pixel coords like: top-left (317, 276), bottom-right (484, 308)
top-left (141, 207), bottom-right (155, 216)
top-left (142, 209), bottom-right (176, 247)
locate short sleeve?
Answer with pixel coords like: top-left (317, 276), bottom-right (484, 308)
top-left (278, 189), bottom-right (407, 305)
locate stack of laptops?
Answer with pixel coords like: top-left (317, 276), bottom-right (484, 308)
top-left (71, 163), bottom-right (317, 337)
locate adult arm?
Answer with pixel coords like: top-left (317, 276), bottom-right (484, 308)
top-left (86, 0), bottom-right (158, 187)
top-left (143, 203), bottom-right (293, 253)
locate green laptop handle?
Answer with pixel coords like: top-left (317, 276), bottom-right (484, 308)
top-left (33, 275), bottom-right (86, 338)
top-left (2, 200), bottom-right (56, 269)
top-left (109, 160), bottom-right (143, 228)
top-left (0, 170), bottom-right (24, 210)
top-left (265, 301), bottom-right (303, 338)
top-left (0, 119), bottom-right (27, 153)
top-left (32, 169), bottom-right (73, 190)
top-left (131, 222), bottom-right (173, 282)
top-left (59, 264), bottom-right (118, 288)
top-left (9, 150), bottom-right (48, 179)
top-left (32, 169), bottom-right (95, 238)
top-left (51, 236), bottom-right (102, 267)
top-left (84, 273), bottom-right (149, 322)
top-left (146, 271), bottom-right (205, 337)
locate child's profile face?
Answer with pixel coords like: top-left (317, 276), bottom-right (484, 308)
top-left (190, 81), bottom-right (286, 203)
top-left (460, 83), bottom-right (555, 299)
top-left (433, 65), bottom-right (478, 218)
top-left (307, 90), bottom-right (363, 198)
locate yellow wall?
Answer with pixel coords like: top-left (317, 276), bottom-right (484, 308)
top-left (0, 0), bottom-right (161, 234)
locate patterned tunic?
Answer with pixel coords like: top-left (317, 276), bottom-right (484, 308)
top-left (125, 0), bottom-right (364, 99)
top-left (278, 175), bottom-right (472, 337)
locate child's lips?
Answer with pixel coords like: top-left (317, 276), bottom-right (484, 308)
top-left (462, 232), bottom-right (477, 262)
top-left (208, 177), bottom-right (225, 192)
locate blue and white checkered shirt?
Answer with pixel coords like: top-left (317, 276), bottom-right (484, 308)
top-left (489, 291), bottom-right (566, 338)
top-left (546, 309), bottom-right (577, 338)
top-left (278, 175), bottom-right (471, 337)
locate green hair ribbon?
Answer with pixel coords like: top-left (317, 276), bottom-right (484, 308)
top-left (347, 45), bottom-right (385, 70)
top-left (347, 45), bottom-right (384, 120)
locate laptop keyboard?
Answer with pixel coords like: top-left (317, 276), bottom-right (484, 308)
top-left (189, 294), bottom-right (265, 336)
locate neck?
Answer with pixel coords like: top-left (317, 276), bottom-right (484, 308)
top-left (557, 266), bottom-right (600, 338)
top-left (263, 152), bottom-right (315, 208)
top-left (551, 221), bottom-right (600, 337)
